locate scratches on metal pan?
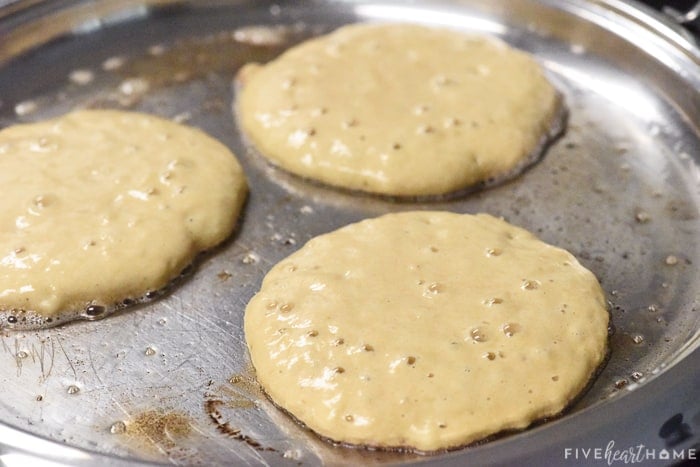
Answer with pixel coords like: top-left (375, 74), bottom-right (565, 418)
top-left (1, 335), bottom-right (55, 380)
top-left (87, 346), bottom-right (104, 386)
top-left (29, 337), bottom-right (55, 381)
top-left (56, 335), bottom-right (78, 381)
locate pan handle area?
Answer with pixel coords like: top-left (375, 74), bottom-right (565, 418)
top-left (662, 1), bottom-right (700, 27)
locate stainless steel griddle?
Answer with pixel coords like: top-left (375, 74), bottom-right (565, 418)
top-left (0, 0), bottom-right (698, 465)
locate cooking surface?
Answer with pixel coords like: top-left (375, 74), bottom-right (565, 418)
top-left (0, 0), bottom-right (698, 465)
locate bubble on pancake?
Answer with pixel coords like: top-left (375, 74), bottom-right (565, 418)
top-left (0, 267), bottom-right (182, 330)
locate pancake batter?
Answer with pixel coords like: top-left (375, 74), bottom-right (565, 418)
top-left (237, 23), bottom-right (563, 197)
top-left (0, 109), bottom-right (247, 326)
top-left (245, 211), bottom-right (608, 451)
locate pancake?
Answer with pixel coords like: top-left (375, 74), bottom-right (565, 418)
top-left (237, 23), bottom-right (563, 197)
top-left (0, 109), bottom-right (247, 327)
top-left (244, 211), bottom-right (608, 452)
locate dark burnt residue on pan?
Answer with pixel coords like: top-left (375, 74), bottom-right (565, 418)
top-left (204, 369), bottom-right (276, 452)
top-left (205, 399), bottom-right (275, 452)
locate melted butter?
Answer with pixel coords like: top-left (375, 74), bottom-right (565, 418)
top-left (238, 23), bottom-right (563, 197)
top-left (245, 212), bottom-right (609, 452)
top-left (0, 110), bottom-right (247, 327)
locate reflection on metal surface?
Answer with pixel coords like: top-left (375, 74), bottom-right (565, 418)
top-left (543, 60), bottom-right (664, 122)
top-left (354, 4), bottom-right (507, 34)
top-left (0, 424), bottom-right (94, 465)
top-left (1, 454), bottom-right (70, 467)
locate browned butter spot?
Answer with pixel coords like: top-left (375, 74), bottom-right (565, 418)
top-left (123, 410), bottom-right (192, 452)
top-left (227, 370), bottom-right (262, 397)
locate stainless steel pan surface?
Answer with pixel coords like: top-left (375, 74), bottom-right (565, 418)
top-left (0, 0), bottom-right (698, 465)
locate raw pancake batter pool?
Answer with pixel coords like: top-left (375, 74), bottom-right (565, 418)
top-left (237, 23), bottom-right (564, 197)
top-left (245, 211), bottom-right (609, 452)
top-left (0, 109), bottom-right (247, 328)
